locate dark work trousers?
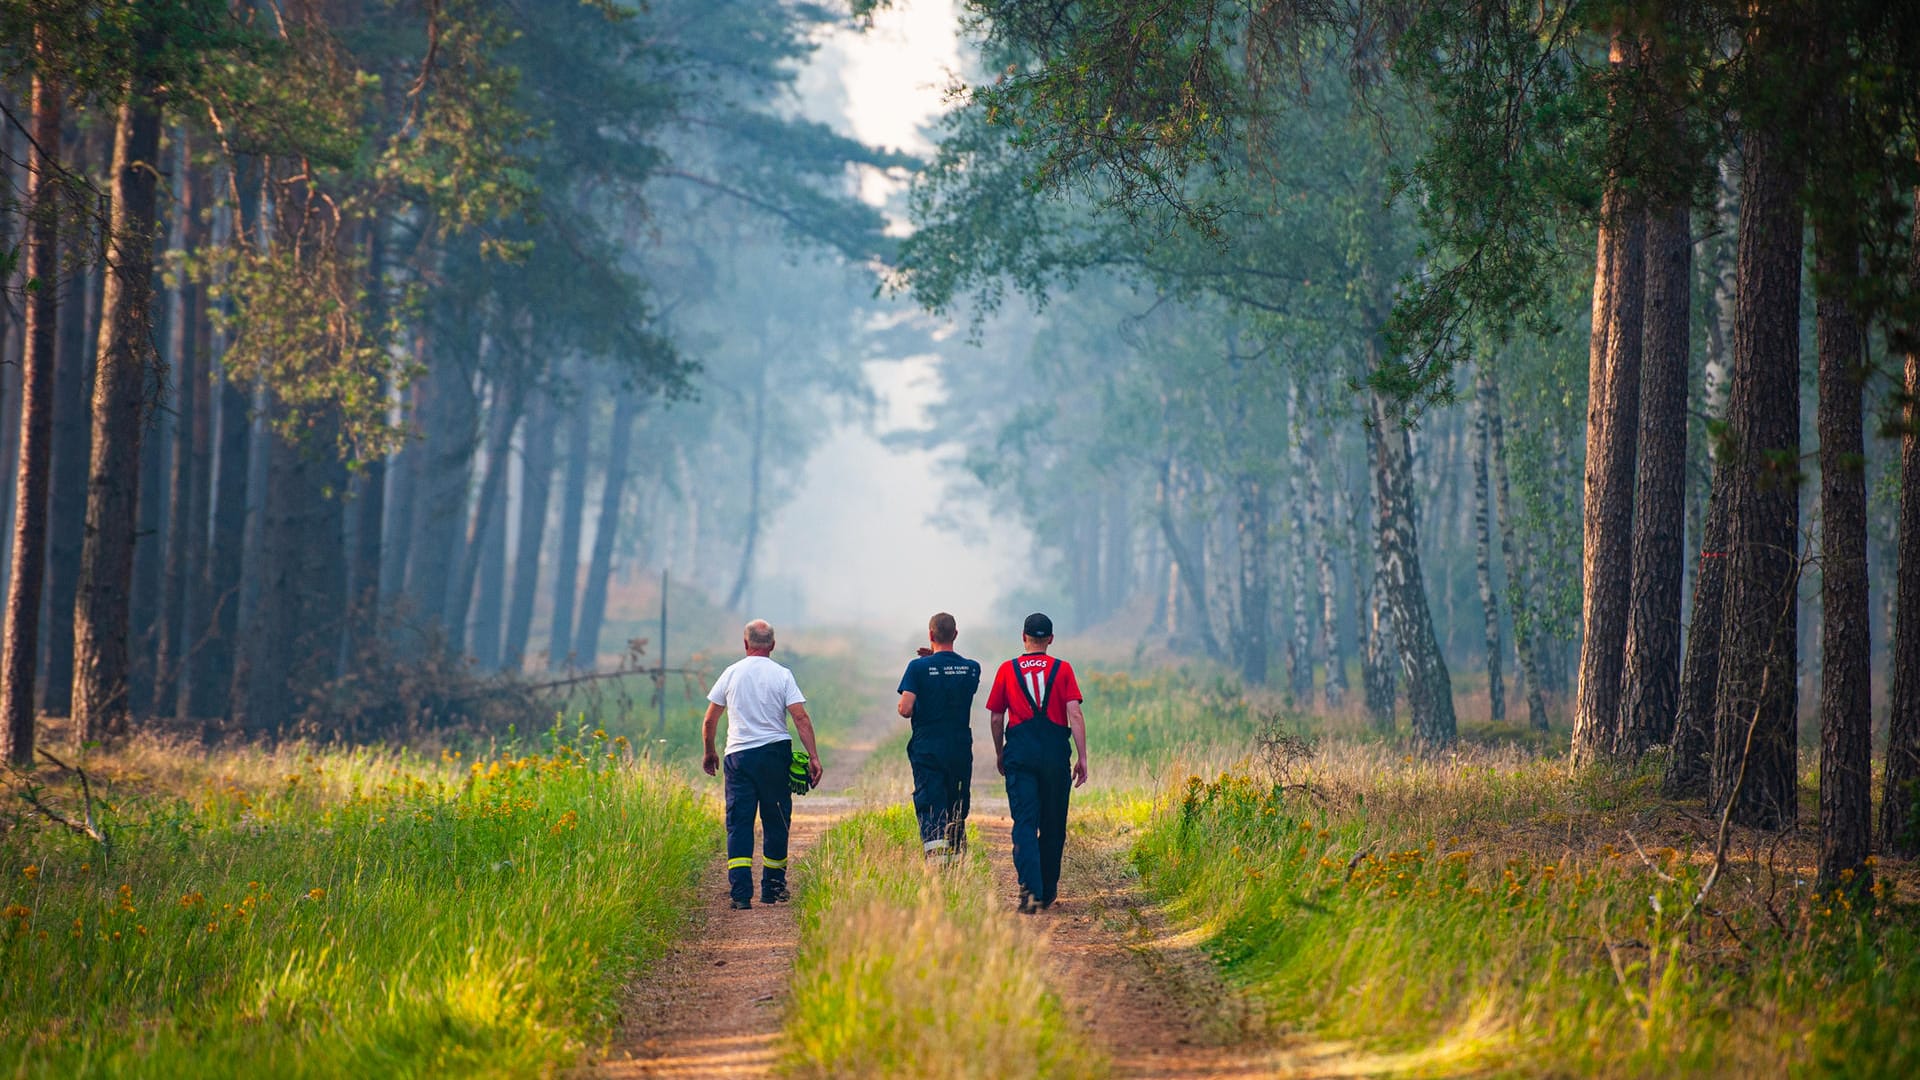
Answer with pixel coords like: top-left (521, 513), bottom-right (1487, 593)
top-left (724, 739), bottom-right (792, 902)
top-left (908, 727), bottom-right (972, 853)
top-left (1003, 730), bottom-right (1071, 905)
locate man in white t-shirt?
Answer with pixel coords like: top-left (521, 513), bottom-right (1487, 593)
top-left (702, 620), bottom-right (824, 909)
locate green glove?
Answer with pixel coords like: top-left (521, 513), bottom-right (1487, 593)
top-left (789, 748), bottom-right (813, 795)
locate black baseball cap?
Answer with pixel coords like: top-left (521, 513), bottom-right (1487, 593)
top-left (1023, 612), bottom-right (1054, 638)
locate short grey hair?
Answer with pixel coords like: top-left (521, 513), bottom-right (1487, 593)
top-left (744, 619), bottom-right (775, 649)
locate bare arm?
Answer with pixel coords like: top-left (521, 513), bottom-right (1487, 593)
top-left (990, 710), bottom-right (1007, 775)
top-left (1067, 700), bottom-right (1089, 787)
top-left (896, 691), bottom-right (917, 719)
top-left (701, 703), bottom-right (725, 776)
top-left (788, 702), bottom-right (824, 784)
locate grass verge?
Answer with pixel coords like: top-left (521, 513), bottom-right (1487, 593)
top-left (1, 725), bottom-right (711, 1077)
top-left (1135, 747), bottom-right (1920, 1077)
top-left (781, 806), bottom-right (1103, 1079)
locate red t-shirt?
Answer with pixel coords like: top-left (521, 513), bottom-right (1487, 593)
top-left (986, 654), bottom-right (1083, 729)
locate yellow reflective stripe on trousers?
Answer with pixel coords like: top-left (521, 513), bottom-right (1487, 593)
top-left (923, 838), bottom-right (949, 852)
top-left (763, 857), bottom-right (788, 869)
top-left (727, 857), bottom-right (753, 870)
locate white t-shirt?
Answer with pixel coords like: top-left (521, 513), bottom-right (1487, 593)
top-left (707, 655), bottom-right (807, 754)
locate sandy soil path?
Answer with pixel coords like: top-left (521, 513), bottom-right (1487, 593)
top-left (597, 656), bottom-right (1356, 1078)
top-left (972, 803), bottom-right (1359, 1079)
top-left (595, 683), bottom-right (898, 1079)
top-left (597, 799), bottom-right (847, 1078)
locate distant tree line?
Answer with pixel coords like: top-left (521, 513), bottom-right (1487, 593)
top-left (899, 0), bottom-right (1920, 895)
top-left (0, 1), bottom-right (903, 757)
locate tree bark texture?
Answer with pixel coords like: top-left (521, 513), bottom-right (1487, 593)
top-left (182, 323), bottom-right (250, 724)
top-left (1814, 227), bottom-right (1871, 888)
top-left (342, 225), bottom-right (389, 664)
top-left (1236, 472), bottom-right (1271, 687)
top-left (1371, 390), bottom-right (1456, 746)
top-left (572, 393), bottom-right (639, 669)
top-left (403, 352), bottom-right (476, 642)
top-left (73, 90), bottom-right (164, 744)
top-left (1472, 365), bottom-right (1505, 724)
top-left (154, 141), bottom-right (203, 717)
top-left (2, 58), bottom-right (62, 765)
top-left (1359, 419), bottom-right (1397, 731)
top-left (547, 395), bottom-right (592, 670)
top-left (1883, 193), bottom-right (1920, 855)
top-left (1668, 456), bottom-right (1733, 796)
top-left (1619, 202), bottom-right (1691, 755)
top-left (1310, 449), bottom-right (1347, 708)
top-left (1285, 390), bottom-right (1314, 701)
top-left (43, 242), bottom-right (95, 717)
top-left (1155, 457), bottom-right (1225, 662)
top-left (233, 424), bottom-right (320, 734)
top-left (447, 381), bottom-right (520, 659)
top-left (1572, 178), bottom-right (1646, 764)
top-left (471, 459), bottom-right (509, 670)
top-left (503, 389), bottom-right (556, 671)
top-left (1707, 124), bottom-right (1803, 832)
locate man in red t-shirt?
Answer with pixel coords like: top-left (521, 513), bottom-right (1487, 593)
top-left (986, 612), bottom-right (1088, 913)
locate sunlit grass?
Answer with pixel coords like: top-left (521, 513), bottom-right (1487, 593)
top-left (1134, 748), bottom-right (1920, 1077)
top-left (781, 806), bottom-right (1103, 1079)
top-left (0, 725), bottom-right (713, 1077)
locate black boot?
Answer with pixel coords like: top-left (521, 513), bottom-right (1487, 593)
top-left (761, 880), bottom-right (790, 903)
top-left (1017, 886), bottom-right (1036, 915)
top-left (730, 897), bottom-right (752, 910)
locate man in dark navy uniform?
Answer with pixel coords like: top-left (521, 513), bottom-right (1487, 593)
top-left (896, 612), bottom-right (981, 857)
top-left (986, 612), bottom-right (1088, 913)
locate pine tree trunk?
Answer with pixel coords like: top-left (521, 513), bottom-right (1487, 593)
top-left (1358, 422), bottom-right (1397, 731)
top-left (233, 407), bottom-right (347, 735)
top-left (1472, 365), bottom-right (1505, 724)
top-left (547, 395), bottom-right (592, 670)
top-left (2, 56), bottom-right (61, 765)
top-left (403, 350), bottom-right (476, 643)
top-left (1814, 224), bottom-right (1871, 888)
top-left (1235, 471), bottom-right (1271, 687)
top-left (1882, 193), bottom-right (1920, 855)
top-left (342, 225), bottom-right (388, 665)
top-left (503, 389), bottom-right (556, 671)
top-left (1155, 455), bottom-right (1224, 662)
top-left (573, 393), bottom-right (639, 669)
top-left (1371, 389), bottom-right (1457, 746)
top-left (1707, 121), bottom-right (1804, 832)
top-left (471, 463), bottom-right (509, 671)
top-left (447, 381), bottom-right (521, 659)
top-left (381, 377), bottom-right (424, 601)
top-left (1285, 388), bottom-right (1315, 701)
top-left (154, 137), bottom-right (202, 717)
top-left (1311, 449), bottom-right (1347, 708)
top-left (43, 245), bottom-right (95, 718)
top-left (72, 88), bottom-right (164, 745)
top-left (129, 323), bottom-right (169, 716)
top-left (1485, 366), bottom-right (1548, 730)
top-left (1573, 134), bottom-right (1646, 763)
top-left (182, 308), bottom-right (248, 726)
top-left (1619, 202), bottom-right (1691, 755)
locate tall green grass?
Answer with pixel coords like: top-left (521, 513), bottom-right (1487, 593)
top-left (0, 726), bottom-right (712, 1077)
top-left (1136, 762), bottom-right (1920, 1077)
top-left (781, 807), bottom-right (1102, 1079)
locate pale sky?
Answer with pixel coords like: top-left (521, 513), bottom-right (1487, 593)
top-left (759, 2), bottom-right (1038, 639)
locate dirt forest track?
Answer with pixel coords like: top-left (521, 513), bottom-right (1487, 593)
top-left (594, 663), bottom-right (1366, 1079)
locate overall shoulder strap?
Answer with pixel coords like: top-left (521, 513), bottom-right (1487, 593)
top-left (1013, 656), bottom-right (1063, 718)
